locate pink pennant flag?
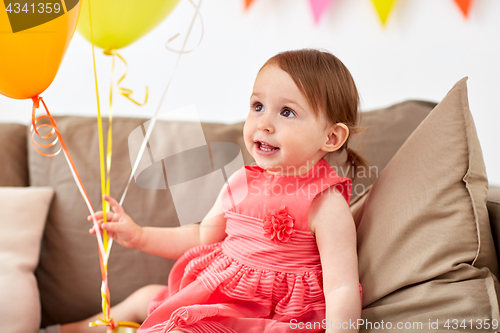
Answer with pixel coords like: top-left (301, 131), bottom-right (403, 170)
top-left (309, 0), bottom-right (334, 25)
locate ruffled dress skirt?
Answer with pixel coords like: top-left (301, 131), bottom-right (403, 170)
top-left (138, 212), bottom-right (345, 333)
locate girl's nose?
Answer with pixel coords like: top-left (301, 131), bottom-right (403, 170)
top-left (257, 114), bottom-right (274, 133)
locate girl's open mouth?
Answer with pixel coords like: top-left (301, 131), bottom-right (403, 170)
top-left (255, 141), bottom-right (280, 156)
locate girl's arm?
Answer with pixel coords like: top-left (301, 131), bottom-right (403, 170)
top-left (90, 174), bottom-right (233, 260)
top-left (309, 186), bottom-right (361, 333)
top-left (136, 184), bottom-right (228, 259)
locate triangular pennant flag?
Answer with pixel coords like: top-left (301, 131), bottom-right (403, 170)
top-left (309, 0), bottom-right (334, 25)
top-left (371, 0), bottom-right (397, 26)
top-left (453, 0), bottom-right (473, 18)
top-left (244, 0), bottom-right (256, 10)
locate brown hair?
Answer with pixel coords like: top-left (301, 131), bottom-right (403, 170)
top-left (260, 49), bottom-right (368, 179)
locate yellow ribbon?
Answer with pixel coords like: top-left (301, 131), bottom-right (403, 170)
top-left (87, 0), bottom-right (117, 327)
top-left (85, 0), bottom-right (198, 328)
top-left (104, 49), bottom-right (149, 107)
top-left (87, 0), bottom-right (145, 328)
top-left (90, 317), bottom-right (141, 330)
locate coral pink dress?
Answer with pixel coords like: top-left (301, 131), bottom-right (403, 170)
top-left (138, 158), bottom-right (362, 333)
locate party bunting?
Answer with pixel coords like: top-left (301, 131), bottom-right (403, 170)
top-left (244, 0), bottom-right (256, 10)
top-left (243, 0), bottom-right (477, 25)
top-left (453, 0), bottom-right (473, 18)
top-left (309, 0), bottom-right (334, 25)
top-left (371, 0), bottom-right (397, 26)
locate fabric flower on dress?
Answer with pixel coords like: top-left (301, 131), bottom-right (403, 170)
top-left (262, 205), bottom-right (295, 243)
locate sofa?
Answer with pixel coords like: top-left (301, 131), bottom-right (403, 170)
top-left (1, 77), bottom-right (499, 332)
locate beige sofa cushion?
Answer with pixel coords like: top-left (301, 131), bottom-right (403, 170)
top-left (351, 78), bottom-right (500, 332)
top-left (29, 117), bottom-right (248, 326)
top-left (0, 187), bottom-right (53, 333)
top-left (0, 123), bottom-right (29, 186)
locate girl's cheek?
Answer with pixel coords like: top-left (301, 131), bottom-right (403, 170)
top-left (242, 123), bottom-right (249, 137)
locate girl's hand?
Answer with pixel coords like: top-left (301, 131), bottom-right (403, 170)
top-left (88, 195), bottom-right (143, 249)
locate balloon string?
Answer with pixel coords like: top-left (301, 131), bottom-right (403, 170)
top-left (104, 51), bottom-right (116, 253)
top-left (87, 0), bottom-right (113, 326)
top-left (119, 0), bottom-right (204, 207)
top-left (90, 318), bottom-right (141, 329)
top-left (30, 96), bottom-right (106, 260)
top-left (107, 49), bottom-right (149, 106)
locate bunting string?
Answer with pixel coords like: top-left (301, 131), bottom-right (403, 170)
top-left (244, 0), bottom-right (475, 25)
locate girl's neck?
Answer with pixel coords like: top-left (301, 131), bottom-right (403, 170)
top-left (261, 156), bottom-right (326, 177)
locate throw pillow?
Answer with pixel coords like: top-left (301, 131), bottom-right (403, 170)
top-left (351, 77), bottom-right (499, 332)
top-left (0, 187), bottom-right (54, 333)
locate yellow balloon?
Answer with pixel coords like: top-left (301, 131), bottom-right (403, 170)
top-left (77, 0), bottom-right (180, 51)
top-left (0, 1), bottom-right (81, 100)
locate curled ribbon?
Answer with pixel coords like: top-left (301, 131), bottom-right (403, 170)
top-left (119, 0), bottom-right (204, 207)
top-left (164, 0), bottom-right (204, 55)
top-left (104, 49), bottom-right (149, 107)
top-left (90, 317), bottom-right (141, 330)
top-left (31, 97), bottom-right (112, 328)
top-left (83, 0), bottom-right (205, 329)
top-left (30, 95), bottom-right (107, 267)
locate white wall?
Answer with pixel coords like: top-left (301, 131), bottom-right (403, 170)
top-left (1, 0), bottom-right (499, 185)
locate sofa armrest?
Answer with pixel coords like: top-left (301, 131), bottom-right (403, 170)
top-left (487, 185), bottom-right (500, 264)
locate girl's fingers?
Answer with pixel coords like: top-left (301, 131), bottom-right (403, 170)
top-left (88, 212), bottom-right (105, 221)
top-left (88, 212), bottom-right (102, 221)
top-left (102, 221), bottom-right (120, 232)
top-left (88, 212), bottom-right (115, 222)
top-left (89, 223), bottom-right (104, 234)
top-left (89, 222), bottom-right (101, 234)
top-left (89, 220), bottom-right (116, 234)
top-left (103, 195), bottom-right (124, 215)
top-left (89, 226), bottom-right (115, 240)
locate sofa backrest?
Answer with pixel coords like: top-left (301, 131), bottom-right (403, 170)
top-left (0, 123), bottom-right (29, 186)
top-left (26, 117), bottom-right (250, 325)
top-left (9, 98), bottom-right (499, 326)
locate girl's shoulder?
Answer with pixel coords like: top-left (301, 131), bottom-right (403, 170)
top-left (314, 159), bottom-right (352, 206)
top-left (293, 158), bottom-right (352, 206)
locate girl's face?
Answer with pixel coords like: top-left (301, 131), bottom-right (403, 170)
top-left (243, 65), bottom-right (333, 176)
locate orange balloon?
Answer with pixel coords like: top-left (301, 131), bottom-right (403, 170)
top-left (0, 1), bottom-right (81, 99)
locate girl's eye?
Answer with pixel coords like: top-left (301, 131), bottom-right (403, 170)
top-left (252, 102), bottom-right (265, 112)
top-left (280, 107), bottom-right (296, 118)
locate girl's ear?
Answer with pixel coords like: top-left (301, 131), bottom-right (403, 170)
top-left (322, 123), bottom-right (349, 153)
